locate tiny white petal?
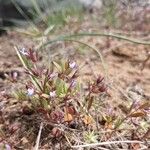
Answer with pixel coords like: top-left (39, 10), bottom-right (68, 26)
top-left (27, 88), bottom-right (34, 96)
top-left (69, 62), bottom-right (76, 69)
top-left (20, 48), bottom-right (29, 56)
top-left (49, 91), bottom-right (56, 98)
top-left (13, 72), bottom-right (18, 78)
top-left (71, 80), bottom-right (76, 87)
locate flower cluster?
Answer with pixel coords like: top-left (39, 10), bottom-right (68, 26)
top-left (15, 48), bottom-right (109, 125)
top-left (13, 47), bottom-right (150, 145)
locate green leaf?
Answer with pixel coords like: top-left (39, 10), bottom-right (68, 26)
top-left (41, 99), bottom-right (48, 109)
top-left (62, 81), bottom-right (68, 93)
top-left (30, 74), bottom-right (42, 91)
top-left (55, 79), bottom-right (68, 97)
top-left (55, 79), bottom-right (62, 96)
top-left (13, 90), bottom-right (27, 101)
top-left (31, 96), bottom-right (40, 107)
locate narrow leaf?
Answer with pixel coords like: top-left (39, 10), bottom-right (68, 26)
top-left (53, 61), bottom-right (62, 72)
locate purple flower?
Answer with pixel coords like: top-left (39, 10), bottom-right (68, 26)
top-left (70, 80), bottom-right (76, 87)
top-left (27, 88), bottom-right (34, 96)
top-left (5, 144), bottom-right (11, 150)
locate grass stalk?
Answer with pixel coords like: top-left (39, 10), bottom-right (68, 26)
top-left (71, 140), bottom-right (145, 148)
top-left (42, 32), bottom-right (150, 46)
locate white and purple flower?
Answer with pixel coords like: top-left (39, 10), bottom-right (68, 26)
top-left (69, 61), bottom-right (76, 69)
top-left (49, 72), bottom-right (58, 79)
top-left (5, 144), bottom-right (11, 150)
top-left (70, 80), bottom-right (76, 88)
top-left (49, 91), bottom-right (56, 98)
top-left (19, 48), bottom-right (29, 56)
top-left (27, 88), bottom-right (34, 96)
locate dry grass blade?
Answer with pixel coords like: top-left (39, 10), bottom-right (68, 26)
top-left (71, 140), bottom-right (144, 148)
top-left (34, 122), bottom-right (43, 150)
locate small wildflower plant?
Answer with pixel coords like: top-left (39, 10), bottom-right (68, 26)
top-left (13, 47), bottom-right (150, 148)
top-left (14, 47), bottom-right (107, 125)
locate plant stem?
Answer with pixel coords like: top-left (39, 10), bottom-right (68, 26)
top-left (42, 32), bottom-right (150, 46)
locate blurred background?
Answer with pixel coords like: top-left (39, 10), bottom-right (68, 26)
top-left (0, 0), bottom-right (149, 34)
